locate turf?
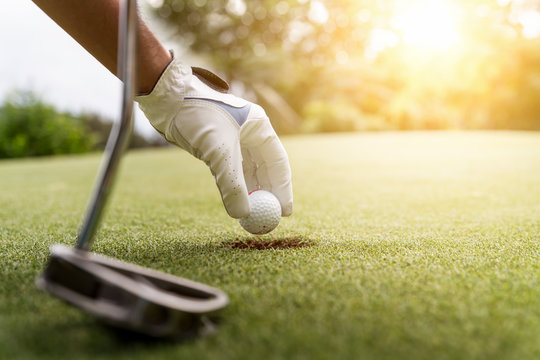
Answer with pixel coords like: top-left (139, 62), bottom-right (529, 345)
top-left (0, 131), bottom-right (539, 360)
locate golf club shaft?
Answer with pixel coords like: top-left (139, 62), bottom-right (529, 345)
top-left (77, 0), bottom-right (138, 250)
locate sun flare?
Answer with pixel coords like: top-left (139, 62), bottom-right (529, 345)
top-left (393, 0), bottom-right (460, 50)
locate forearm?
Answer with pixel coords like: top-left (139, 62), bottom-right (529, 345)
top-left (32, 0), bottom-right (171, 94)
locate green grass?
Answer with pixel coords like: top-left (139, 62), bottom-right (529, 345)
top-left (1, 131), bottom-right (539, 360)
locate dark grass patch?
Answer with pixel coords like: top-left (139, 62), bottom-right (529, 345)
top-left (221, 236), bottom-right (314, 250)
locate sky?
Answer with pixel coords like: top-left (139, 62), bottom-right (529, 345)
top-left (0, 1), bottom-right (171, 138)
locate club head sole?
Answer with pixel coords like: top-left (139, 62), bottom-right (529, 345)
top-left (37, 244), bottom-right (228, 339)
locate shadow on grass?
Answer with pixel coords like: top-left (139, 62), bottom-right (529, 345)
top-left (221, 236), bottom-right (314, 250)
top-left (7, 311), bottom-right (204, 359)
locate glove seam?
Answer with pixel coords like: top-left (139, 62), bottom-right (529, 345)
top-left (183, 99), bottom-right (241, 130)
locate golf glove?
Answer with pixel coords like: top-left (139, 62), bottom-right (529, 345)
top-left (135, 56), bottom-right (293, 219)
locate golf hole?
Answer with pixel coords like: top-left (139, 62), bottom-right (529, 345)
top-left (221, 237), bottom-right (313, 250)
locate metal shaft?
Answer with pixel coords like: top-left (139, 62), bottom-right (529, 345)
top-left (77, 0), bottom-right (138, 250)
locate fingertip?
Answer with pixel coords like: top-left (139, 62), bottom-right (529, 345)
top-left (223, 189), bottom-right (250, 219)
top-left (227, 207), bottom-right (250, 219)
top-left (281, 201), bottom-right (293, 217)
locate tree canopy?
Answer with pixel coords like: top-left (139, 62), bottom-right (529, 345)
top-left (0, 91), bottom-right (165, 158)
top-left (150, 0), bottom-right (540, 132)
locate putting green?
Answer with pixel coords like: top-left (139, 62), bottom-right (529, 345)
top-left (1, 131), bottom-right (539, 360)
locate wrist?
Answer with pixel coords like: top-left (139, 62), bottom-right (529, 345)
top-left (135, 42), bottom-right (173, 95)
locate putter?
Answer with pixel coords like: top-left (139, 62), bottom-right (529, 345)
top-left (36, 0), bottom-right (228, 339)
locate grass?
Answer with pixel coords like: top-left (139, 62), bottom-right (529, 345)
top-left (0, 131), bottom-right (539, 360)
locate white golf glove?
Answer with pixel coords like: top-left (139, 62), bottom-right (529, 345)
top-left (135, 56), bottom-right (293, 219)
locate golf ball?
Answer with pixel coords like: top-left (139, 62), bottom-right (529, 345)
top-left (239, 190), bottom-right (282, 235)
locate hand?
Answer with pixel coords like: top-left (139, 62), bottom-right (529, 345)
top-left (135, 57), bottom-right (293, 219)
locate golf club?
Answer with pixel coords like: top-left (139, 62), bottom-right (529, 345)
top-left (36, 0), bottom-right (228, 339)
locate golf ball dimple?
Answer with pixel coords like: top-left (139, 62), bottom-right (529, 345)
top-left (239, 190), bottom-right (281, 235)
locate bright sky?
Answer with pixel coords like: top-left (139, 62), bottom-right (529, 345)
top-left (392, 0), bottom-right (460, 50)
top-left (0, 1), bottom-right (165, 138)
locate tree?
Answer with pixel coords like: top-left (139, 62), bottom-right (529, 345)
top-left (151, 0), bottom-right (540, 132)
top-left (0, 91), bottom-right (167, 159)
top-left (0, 92), bottom-right (94, 158)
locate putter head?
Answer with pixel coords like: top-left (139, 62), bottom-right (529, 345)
top-left (37, 245), bottom-right (228, 339)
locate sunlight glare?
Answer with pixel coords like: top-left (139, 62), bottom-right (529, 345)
top-left (393, 0), bottom-right (460, 50)
top-left (309, 1), bottom-right (329, 24)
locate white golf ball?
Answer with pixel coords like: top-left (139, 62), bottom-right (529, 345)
top-left (239, 190), bottom-right (282, 235)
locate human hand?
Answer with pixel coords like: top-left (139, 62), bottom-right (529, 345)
top-left (135, 57), bottom-right (293, 219)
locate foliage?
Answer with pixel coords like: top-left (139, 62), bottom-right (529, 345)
top-left (0, 91), bottom-right (167, 159)
top-left (0, 92), bottom-right (94, 158)
top-left (301, 100), bottom-right (389, 132)
top-left (151, 0), bottom-right (540, 132)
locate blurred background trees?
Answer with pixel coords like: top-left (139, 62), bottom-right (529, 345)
top-left (2, 0), bottom-right (539, 158)
top-left (149, 0), bottom-right (540, 133)
top-left (0, 91), bottom-right (164, 159)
